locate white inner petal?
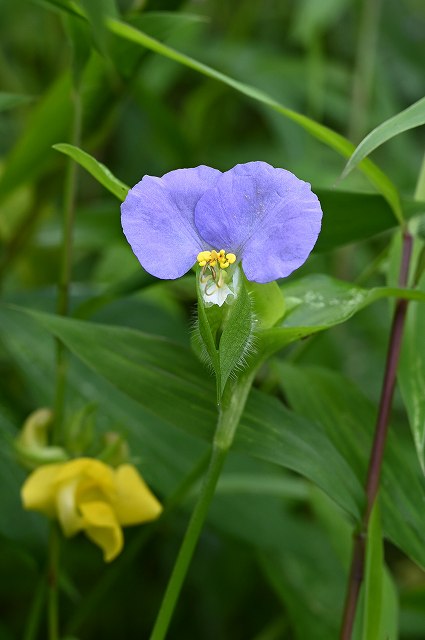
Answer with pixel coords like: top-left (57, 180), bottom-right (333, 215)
top-left (200, 266), bottom-right (240, 307)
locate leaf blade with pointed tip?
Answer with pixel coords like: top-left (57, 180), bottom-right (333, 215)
top-left (343, 96), bottom-right (425, 179)
top-left (53, 143), bottom-right (129, 200)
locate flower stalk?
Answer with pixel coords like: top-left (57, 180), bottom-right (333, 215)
top-left (47, 524), bottom-right (60, 640)
top-left (149, 371), bottom-right (255, 640)
top-left (23, 575), bottom-right (46, 640)
top-left (339, 229), bottom-right (413, 639)
top-left (53, 83), bottom-right (82, 446)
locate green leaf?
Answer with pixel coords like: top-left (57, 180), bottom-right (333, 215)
top-left (247, 281), bottom-right (285, 329)
top-left (343, 96), bottom-right (425, 179)
top-left (259, 274), bottom-right (425, 357)
top-left (104, 17), bottom-right (403, 223)
top-left (358, 507), bottom-right (398, 640)
top-left (2, 306), bottom-right (362, 517)
top-left (276, 363), bottom-right (425, 569)
top-left (239, 389), bottom-right (363, 519)
top-left (380, 569), bottom-right (399, 640)
top-left (53, 143), bottom-right (129, 200)
top-left (0, 93), bottom-right (32, 112)
top-left (362, 504), bottom-right (384, 640)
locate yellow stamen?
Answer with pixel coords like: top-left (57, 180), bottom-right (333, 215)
top-left (197, 249), bottom-right (237, 272)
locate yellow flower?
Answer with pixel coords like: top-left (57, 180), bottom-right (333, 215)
top-left (21, 458), bottom-right (162, 562)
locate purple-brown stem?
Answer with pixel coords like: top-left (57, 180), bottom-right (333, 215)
top-left (339, 231), bottom-right (413, 640)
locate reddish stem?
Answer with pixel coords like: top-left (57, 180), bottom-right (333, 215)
top-left (339, 231), bottom-right (413, 640)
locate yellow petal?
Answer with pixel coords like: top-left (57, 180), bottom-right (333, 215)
top-left (21, 463), bottom-right (62, 517)
top-left (112, 465), bottom-right (163, 526)
top-left (55, 478), bottom-right (84, 537)
top-left (56, 458), bottom-right (115, 494)
top-left (45, 459), bottom-right (112, 537)
top-left (79, 501), bottom-right (123, 562)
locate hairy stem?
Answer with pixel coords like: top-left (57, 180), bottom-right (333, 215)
top-left (339, 230), bottom-right (413, 639)
top-left (149, 372), bottom-right (255, 640)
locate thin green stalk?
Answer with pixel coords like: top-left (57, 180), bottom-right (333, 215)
top-left (306, 34), bottom-right (324, 122)
top-left (23, 575), bottom-right (46, 640)
top-left (47, 524), bottom-right (60, 640)
top-left (149, 443), bottom-right (227, 640)
top-left (53, 84), bottom-right (82, 445)
top-left (348, 0), bottom-right (382, 143)
top-left (48, 58), bottom-right (82, 640)
top-left (149, 372), bottom-right (255, 640)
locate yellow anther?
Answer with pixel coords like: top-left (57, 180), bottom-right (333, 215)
top-left (197, 248), bottom-right (237, 271)
top-left (197, 251), bottom-right (211, 264)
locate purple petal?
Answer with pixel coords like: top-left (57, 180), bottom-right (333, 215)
top-left (194, 161), bottom-right (322, 283)
top-left (121, 166), bottom-right (221, 279)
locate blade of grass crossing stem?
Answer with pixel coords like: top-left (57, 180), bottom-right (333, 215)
top-left (104, 17), bottom-right (403, 224)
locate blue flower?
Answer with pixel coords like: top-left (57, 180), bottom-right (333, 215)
top-left (121, 161), bottom-right (322, 306)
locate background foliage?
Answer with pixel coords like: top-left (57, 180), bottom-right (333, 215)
top-left (1, 0), bottom-right (425, 638)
